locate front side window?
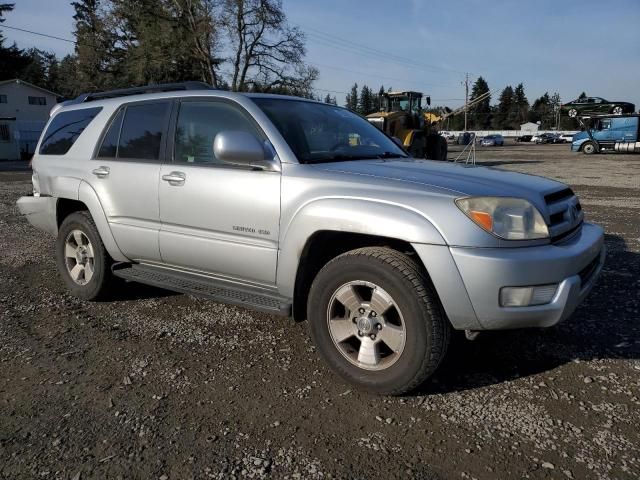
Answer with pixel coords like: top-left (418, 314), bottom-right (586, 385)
top-left (174, 101), bottom-right (261, 165)
top-left (39, 107), bottom-right (102, 155)
top-left (253, 98), bottom-right (407, 164)
top-left (117, 102), bottom-right (170, 160)
top-left (28, 96), bottom-right (47, 105)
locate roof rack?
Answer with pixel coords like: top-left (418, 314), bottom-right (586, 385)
top-left (71, 81), bottom-right (215, 104)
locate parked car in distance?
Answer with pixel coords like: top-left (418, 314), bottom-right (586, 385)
top-left (561, 97), bottom-right (635, 118)
top-left (480, 134), bottom-right (504, 146)
top-left (17, 82), bottom-right (606, 395)
top-left (439, 131), bottom-right (456, 141)
top-left (558, 133), bottom-right (575, 143)
top-left (534, 133), bottom-right (558, 144)
top-left (516, 135), bottom-right (533, 142)
top-left (572, 115), bottom-right (640, 154)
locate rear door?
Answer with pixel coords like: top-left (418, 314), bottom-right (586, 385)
top-left (88, 100), bottom-right (172, 261)
top-left (158, 98), bottom-right (281, 285)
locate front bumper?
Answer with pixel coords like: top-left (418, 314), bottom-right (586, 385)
top-left (16, 195), bottom-right (58, 236)
top-left (450, 222), bottom-right (605, 329)
top-left (413, 222), bottom-right (605, 331)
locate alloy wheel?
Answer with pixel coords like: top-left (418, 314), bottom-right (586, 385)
top-left (326, 280), bottom-right (406, 371)
top-left (64, 229), bottom-right (95, 285)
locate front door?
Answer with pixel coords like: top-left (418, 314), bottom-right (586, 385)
top-left (87, 101), bottom-right (172, 262)
top-left (158, 99), bottom-right (281, 286)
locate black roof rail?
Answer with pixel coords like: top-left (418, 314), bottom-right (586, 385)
top-left (71, 81), bottom-right (215, 104)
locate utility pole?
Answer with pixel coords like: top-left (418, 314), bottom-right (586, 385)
top-left (463, 73), bottom-right (469, 131)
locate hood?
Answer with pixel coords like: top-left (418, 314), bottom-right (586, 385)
top-left (312, 158), bottom-right (567, 211)
top-left (573, 131), bottom-right (588, 142)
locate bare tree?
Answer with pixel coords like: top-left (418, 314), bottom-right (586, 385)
top-left (223, 0), bottom-right (315, 92)
top-left (171, 0), bottom-right (222, 87)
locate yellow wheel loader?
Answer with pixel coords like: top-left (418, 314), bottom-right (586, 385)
top-left (366, 91), bottom-right (448, 160)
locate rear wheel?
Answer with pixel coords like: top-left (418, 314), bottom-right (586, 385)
top-left (56, 211), bottom-right (115, 300)
top-left (612, 106), bottom-right (623, 115)
top-left (307, 247), bottom-right (450, 395)
top-left (582, 141), bottom-right (597, 155)
top-left (568, 108), bottom-right (578, 118)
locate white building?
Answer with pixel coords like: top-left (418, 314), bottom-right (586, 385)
top-left (519, 121), bottom-right (540, 132)
top-left (0, 79), bottom-right (59, 160)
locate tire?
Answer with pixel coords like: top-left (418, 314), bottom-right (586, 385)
top-left (582, 141), bottom-right (597, 155)
top-left (408, 134), bottom-right (426, 158)
top-left (55, 211), bottom-right (115, 300)
top-left (425, 135), bottom-right (448, 160)
top-left (307, 247), bottom-right (450, 395)
top-left (568, 108), bottom-right (578, 118)
top-left (612, 106), bottom-right (623, 115)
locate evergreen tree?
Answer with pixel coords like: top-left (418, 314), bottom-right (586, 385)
top-left (469, 76), bottom-right (491, 129)
top-left (492, 85), bottom-right (514, 129)
top-left (510, 83), bottom-right (529, 126)
top-left (530, 92), bottom-right (554, 128)
top-left (345, 83), bottom-right (358, 112)
top-left (359, 84), bottom-right (374, 115)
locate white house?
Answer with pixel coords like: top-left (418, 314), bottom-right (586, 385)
top-left (519, 121), bottom-right (540, 132)
top-left (0, 79), bottom-right (59, 160)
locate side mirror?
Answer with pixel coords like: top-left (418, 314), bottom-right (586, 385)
top-left (213, 130), bottom-right (276, 170)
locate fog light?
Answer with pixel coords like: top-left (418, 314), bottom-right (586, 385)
top-left (500, 284), bottom-right (558, 307)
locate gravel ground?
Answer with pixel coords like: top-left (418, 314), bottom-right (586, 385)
top-left (1, 144), bottom-right (639, 480)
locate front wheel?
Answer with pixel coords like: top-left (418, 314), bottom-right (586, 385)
top-left (582, 141), bottom-right (597, 155)
top-left (307, 247), bottom-right (450, 395)
top-left (56, 211), bottom-right (115, 300)
top-left (568, 108), bottom-right (578, 118)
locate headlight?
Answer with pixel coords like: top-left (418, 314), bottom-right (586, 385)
top-left (455, 196), bottom-right (549, 240)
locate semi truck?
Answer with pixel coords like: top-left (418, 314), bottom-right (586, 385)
top-left (572, 114), bottom-right (640, 154)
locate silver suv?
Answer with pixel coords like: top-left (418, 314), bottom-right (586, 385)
top-left (17, 83), bottom-right (605, 395)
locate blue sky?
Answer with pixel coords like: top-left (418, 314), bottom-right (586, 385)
top-left (4, 0), bottom-right (640, 109)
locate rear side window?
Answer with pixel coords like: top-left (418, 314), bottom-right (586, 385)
top-left (39, 107), bottom-right (102, 155)
top-left (118, 102), bottom-right (169, 160)
top-left (97, 109), bottom-right (124, 158)
top-left (96, 102), bottom-right (170, 161)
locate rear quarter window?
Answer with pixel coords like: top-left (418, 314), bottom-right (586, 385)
top-left (39, 107), bottom-right (102, 155)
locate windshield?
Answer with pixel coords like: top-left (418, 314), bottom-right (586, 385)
top-left (252, 98), bottom-right (407, 164)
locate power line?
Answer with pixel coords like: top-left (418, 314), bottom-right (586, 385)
top-left (311, 61), bottom-right (453, 90)
top-left (301, 24), bottom-right (471, 76)
top-left (1, 24), bottom-right (76, 44)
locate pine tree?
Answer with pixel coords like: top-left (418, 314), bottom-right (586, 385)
top-left (492, 85), bottom-right (514, 129)
top-left (346, 83), bottom-right (359, 112)
top-left (359, 85), bottom-right (374, 115)
top-left (510, 83), bottom-right (529, 126)
top-left (469, 76), bottom-right (491, 129)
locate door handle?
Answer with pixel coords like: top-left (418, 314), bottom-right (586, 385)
top-left (161, 171), bottom-right (186, 186)
top-left (92, 166), bottom-right (110, 178)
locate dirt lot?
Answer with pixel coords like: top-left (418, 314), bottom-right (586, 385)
top-left (1, 144), bottom-right (639, 480)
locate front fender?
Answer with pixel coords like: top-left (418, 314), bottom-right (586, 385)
top-left (78, 181), bottom-right (128, 262)
top-left (276, 197), bottom-right (446, 297)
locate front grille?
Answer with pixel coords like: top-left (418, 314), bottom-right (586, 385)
top-left (544, 187), bottom-right (584, 243)
top-left (578, 254), bottom-right (600, 287)
top-left (544, 188), bottom-right (574, 204)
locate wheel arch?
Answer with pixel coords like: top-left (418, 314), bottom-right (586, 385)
top-left (73, 181), bottom-right (128, 262)
top-left (278, 198), bottom-right (447, 322)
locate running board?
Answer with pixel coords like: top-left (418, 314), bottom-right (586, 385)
top-left (112, 263), bottom-right (291, 316)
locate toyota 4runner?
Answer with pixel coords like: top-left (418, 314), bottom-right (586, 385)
top-left (17, 82), bottom-right (605, 395)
